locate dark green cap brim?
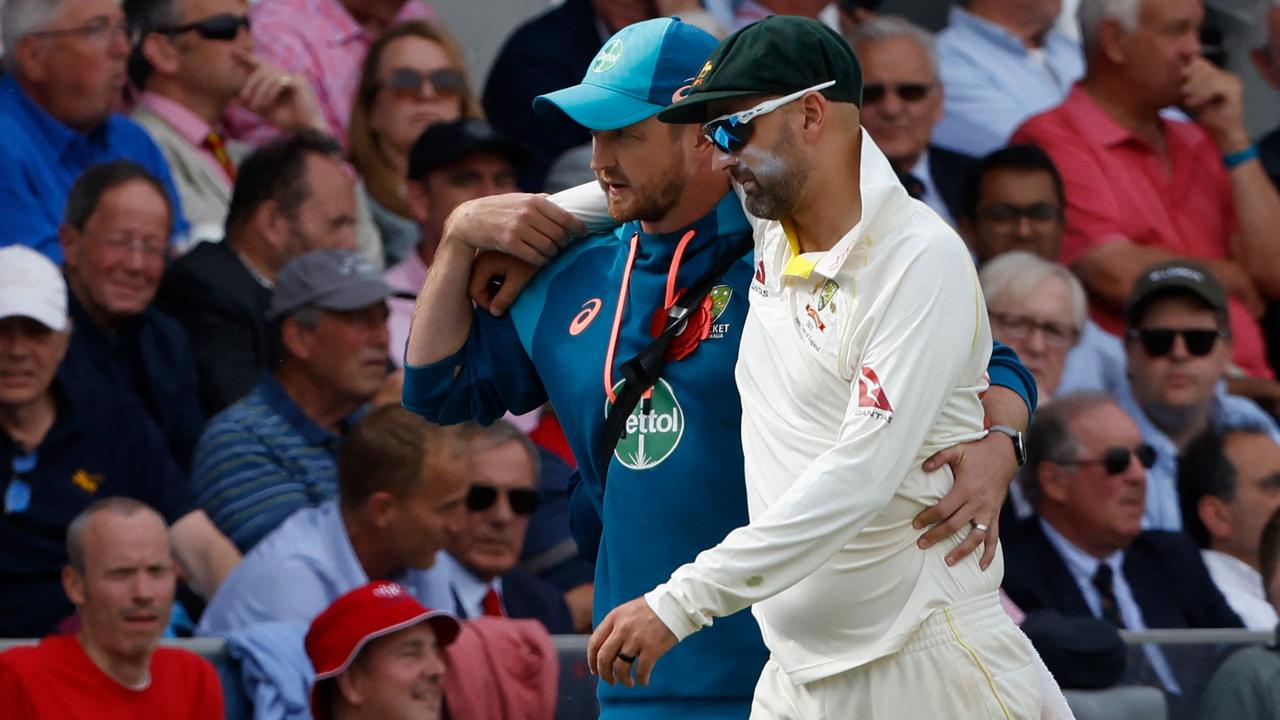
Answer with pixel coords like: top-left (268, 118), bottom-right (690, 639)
top-left (658, 89), bottom-right (765, 125)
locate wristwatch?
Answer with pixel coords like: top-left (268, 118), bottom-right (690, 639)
top-left (988, 424), bottom-right (1026, 467)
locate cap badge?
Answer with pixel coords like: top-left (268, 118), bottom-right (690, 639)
top-left (592, 39), bottom-right (624, 74)
top-left (692, 61), bottom-right (713, 87)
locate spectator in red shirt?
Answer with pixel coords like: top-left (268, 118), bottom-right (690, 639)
top-left (0, 497), bottom-right (224, 719)
top-left (1012, 0), bottom-right (1280, 380)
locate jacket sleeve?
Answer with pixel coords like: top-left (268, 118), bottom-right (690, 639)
top-left (402, 310), bottom-right (549, 426)
top-left (646, 240), bottom-right (987, 639)
top-left (566, 469), bottom-right (603, 563)
top-left (988, 339), bottom-right (1038, 418)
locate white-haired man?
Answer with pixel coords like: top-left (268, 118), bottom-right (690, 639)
top-left (1013, 0), bottom-right (1280, 382)
top-left (0, 0), bottom-right (187, 261)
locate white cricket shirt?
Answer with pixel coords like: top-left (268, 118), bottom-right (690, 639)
top-left (645, 131), bottom-right (998, 684)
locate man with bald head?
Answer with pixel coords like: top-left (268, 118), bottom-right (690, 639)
top-left (0, 0), bottom-right (187, 262)
top-left (0, 498), bottom-right (224, 719)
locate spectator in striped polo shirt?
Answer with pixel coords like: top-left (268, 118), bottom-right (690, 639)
top-left (190, 249), bottom-right (408, 552)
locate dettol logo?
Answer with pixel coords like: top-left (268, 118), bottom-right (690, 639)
top-left (605, 378), bottom-right (685, 470)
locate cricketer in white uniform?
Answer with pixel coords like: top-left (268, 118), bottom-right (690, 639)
top-left (586, 16), bottom-right (1073, 719)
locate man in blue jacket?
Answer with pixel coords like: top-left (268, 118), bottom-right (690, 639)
top-left (403, 18), bottom-right (1035, 720)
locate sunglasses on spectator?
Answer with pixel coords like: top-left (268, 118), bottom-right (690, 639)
top-left (4, 451), bottom-right (37, 515)
top-left (989, 311), bottom-right (1078, 349)
top-left (977, 202), bottom-right (1062, 225)
top-left (465, 484), bottom-right (539, 516)
top-left (862, 82), bottom-right (933, 105)
top-left (382, 67), bottom-right (465, 100)
top-left (1129, 327), bottom-right (1228, 357)
top-left (157, 13), bottom-right (250, 41)
top-left (1054, 444), bottom-right (1157, 475)
top-left (703, 80), bottom-right (836, 155)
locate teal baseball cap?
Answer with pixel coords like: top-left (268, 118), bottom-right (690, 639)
top-left (533, 17), bottom-right (719, 132)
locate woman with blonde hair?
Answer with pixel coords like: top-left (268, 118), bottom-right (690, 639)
top-left (349, 21), bottom-right (483, 266)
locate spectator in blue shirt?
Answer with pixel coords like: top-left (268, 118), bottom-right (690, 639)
top-left (198, 405), bottom-right (468, 636)
top-left (933, 0), bottom-right (1083, 157)
top-left (0, 245), bottom-right (238, 638)
top-left (0, 0), bottom-right (187, 263)
top-left (57, 161), bottom-right (204, 472)
top-left (191, 249), bottom-right (404, 552)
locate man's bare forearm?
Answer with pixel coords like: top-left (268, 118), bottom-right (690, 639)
top-left (404, 239), bottom-right (476, 367)
top-left (171, 510), bottom-right (241, 599)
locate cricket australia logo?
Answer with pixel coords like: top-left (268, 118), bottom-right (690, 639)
top-left (592, 39), bottom-right (624, 73)
top-left (709, 284), bottom-right (733, 339)
top-left (604, 378), bottom-right (685, 470)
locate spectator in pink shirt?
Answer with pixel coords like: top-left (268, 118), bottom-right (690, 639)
top-left (231, 0), bottom-right (433, 146)
top-left (1012, 0), bottom-right (1280, 381)
top-left (126, 0), bottom-right (328, 246)
top-left (384, 119), bottom-right (522, 365)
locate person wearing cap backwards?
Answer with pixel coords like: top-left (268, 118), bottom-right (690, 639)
top-left (402, 16), bottom-right (1040, 720)
top-left (0, 245), bottom-right (239, 638)
top-left (306, 580), bottom-right (460, 720)
top-left (192, 248), bottom-right (407, 552)
top-left (384, 118), bottom-right (523, 366)
top-left (1118, 261), bottom-right (1280, 531)
top-left (567, 16), bottom-right (1064, 716)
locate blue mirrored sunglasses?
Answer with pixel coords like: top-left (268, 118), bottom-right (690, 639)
top-left (702, 80), bottom-right (836, 155)
top-left (5, 451), bottom-right (37, 514)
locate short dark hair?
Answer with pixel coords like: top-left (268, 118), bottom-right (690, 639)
top-left (225, 131), bottom-right (342, 238)
top-left (962, 144), bottom-right (1066, 221)
top-left (1262, 505), bottom-right (1280, 602)
top-left (1019, 392), bottom-right (1116, 509)
top-left (338, 405), bottom-right (464, 511)
top-left (1179, 425), bottom-right (1273, 548)
top-left (124, 0), bottom-right (180, 88)
top-left (64, 160), bottom-right (173, 233)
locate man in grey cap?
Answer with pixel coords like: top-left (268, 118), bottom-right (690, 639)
top-left (1120, 260), bottom-right (1280, 532)
top-left (191, 249), bottom-right (406, 552)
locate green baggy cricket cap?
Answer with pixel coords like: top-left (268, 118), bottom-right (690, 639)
top-left (658, 15), bottom-right (863, 125)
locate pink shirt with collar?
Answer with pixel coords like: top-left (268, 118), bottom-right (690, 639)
top-left (230, 0), bottom-right (432, 146)
top-left (1013, 85), bottom-right (1271, 378)
top-left (138, 92), bottom-right (233, 185)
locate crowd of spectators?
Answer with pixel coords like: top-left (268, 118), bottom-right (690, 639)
top-left (5, 0), bottom-right (1280, 717)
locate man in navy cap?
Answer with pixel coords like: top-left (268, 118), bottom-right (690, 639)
top-left (192, 249), bottom-right (407, 552)
top-left (402, 17), bottom-right (1038, 720)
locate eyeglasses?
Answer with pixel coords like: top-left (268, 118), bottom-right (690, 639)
top-left (1054, 444), bottom-right (1157, 475)
top-left (977, 202), bottom-right (1062, 225)
top-left (381, 67), bottom-right (465, 100)
top-left (862, 82), bottom-right (932, 105)
top-left (702, 80), bottom-right (836, 155)
top-left (98, 234), bottom-right (168, 259)
top-left (4, 452), bottom-right (37, 514)
top-left (156, 13), bottom-right (251, 41)
top-left (1130, 327), bottom-right (1228, 357)
top-left (465, 484), bottom-right (538, 516)
top-left (29, 17), bottom-right (135, 47)
top-left (989, 311), bottom-right (1078, 349)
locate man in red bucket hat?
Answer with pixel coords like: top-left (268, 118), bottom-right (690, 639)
top-left (306, 580), bottom-right (461, 720)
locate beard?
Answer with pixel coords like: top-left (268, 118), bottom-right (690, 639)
top-left (601, 168), bottom-right (687, 224)
top-left (731, 126), bottom-right (808, 220)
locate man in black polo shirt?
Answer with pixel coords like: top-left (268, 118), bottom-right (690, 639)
top-left (58, 161), bottom-right (204, 472)
top-left (0, 246), bottom-right (239, 638)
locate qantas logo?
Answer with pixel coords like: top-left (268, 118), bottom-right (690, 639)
top-left (856, 366), bottom-right (893, 418)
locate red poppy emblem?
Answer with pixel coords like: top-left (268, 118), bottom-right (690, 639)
top-left (650, 292), bottom-right (714, 362)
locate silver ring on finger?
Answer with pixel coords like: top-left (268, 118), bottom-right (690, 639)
top-left (970, 521), bottom-right (989, 533)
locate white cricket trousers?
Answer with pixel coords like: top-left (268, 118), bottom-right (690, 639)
top-left (749, 593), bottom-right (1075, 720)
